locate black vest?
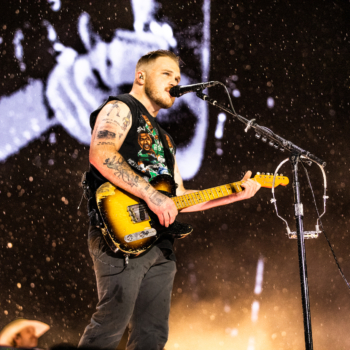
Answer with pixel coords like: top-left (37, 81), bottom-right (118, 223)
top-left (89, 94), bottom-right (176, 192)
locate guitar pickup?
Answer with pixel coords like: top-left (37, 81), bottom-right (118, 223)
top-left (124, 228), bottom-right (157, 243)
top-left (127, 204), bottom-right (150, 223)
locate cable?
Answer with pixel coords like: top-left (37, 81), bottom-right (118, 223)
top-left (270, 158), bottom-right (290, 230)
top-left (89, 239), bottom-right (129, 273)
top-left (218, 82), bottom-right (288, 150)
top-left (92, 252), bottom-right (128, 274)
top-left (217, 81), bottom-right (237, 115)
top-left (300, 161), bottom-right (350, 290)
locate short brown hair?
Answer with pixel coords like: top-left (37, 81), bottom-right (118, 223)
top-left (136, 50), bottom-right (179, 71)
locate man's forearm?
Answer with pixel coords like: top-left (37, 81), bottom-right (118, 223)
top-left (178, 174), bottom-right (261, 213)
top-left (179, 194), bottom-right (236, 213)
top-left (91, 150), bottom-right (155, 200)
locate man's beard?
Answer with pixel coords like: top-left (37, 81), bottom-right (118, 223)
top-left (145, 80), bottom-right (174, 109)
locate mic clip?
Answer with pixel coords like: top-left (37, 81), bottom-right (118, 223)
top-left (244, 118), bottom-right (256, 133)
top-left (286, 226), bottom-right (321, 239)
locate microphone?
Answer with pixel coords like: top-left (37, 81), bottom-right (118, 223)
top-left (169, 81), bottom-right (218, 97)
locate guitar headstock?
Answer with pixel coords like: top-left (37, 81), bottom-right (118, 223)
top-left (254, 172), bottom-right (289, 188)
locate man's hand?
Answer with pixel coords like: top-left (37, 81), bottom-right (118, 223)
top-left (144, 190), bottom-right (178, 228)
top-left (234, 170), bottom-right (261, 200)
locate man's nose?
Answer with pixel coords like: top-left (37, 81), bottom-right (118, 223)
top-left (170, 79), bottom-right (179, 87)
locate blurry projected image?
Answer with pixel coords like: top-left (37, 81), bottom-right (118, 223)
top-left (0, 0), bottom-right (210, 179)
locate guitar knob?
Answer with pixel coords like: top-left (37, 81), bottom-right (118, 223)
top-left (267, 173), bottom-right (270, 175)
top-left (262, 172), bottom-right (265, 175)
top-left (256, 172), bottom-right (261, 175)
top-left (280, 173), bottom-right (283, 176)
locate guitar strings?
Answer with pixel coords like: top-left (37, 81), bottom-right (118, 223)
top-left (134, 178), bottom-right (281, 214)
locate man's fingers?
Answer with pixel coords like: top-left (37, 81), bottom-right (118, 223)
top-left (241, 178), bottom-right (254, 188)
top-left (171, 209), bottom-right (178, 225)
top-left (241, 170), bottom-right (252, 182)
top-left (158, 213), bottom-right (164, 226)
top-left (240, 178), bottom-right (261, 197)
top-left (169, 213), bottom-right (174, 225)
top-left (164, 212), bottom-right (170, 228)
top-left (150, 197), bottom-right (178, 227)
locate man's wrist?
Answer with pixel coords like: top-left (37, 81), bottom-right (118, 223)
top-left (140, 183), bottom-right (157, 201)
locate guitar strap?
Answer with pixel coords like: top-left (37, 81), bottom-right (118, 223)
top-left (155, 122), bottom-right (175, 178)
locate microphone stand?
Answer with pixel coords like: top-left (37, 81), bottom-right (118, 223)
top-left (196, 91), bottom-right (326, 350)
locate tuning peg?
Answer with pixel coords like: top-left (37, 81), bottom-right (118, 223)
top-left (268, 141), bottom-right (274, 147)
top-left (256, 172), bottom-right (261, 175)
top-left (255, 133), bottom-right (261, 139)
top-left (262, 172), bottom-right (265, 175)
top-left (280, 173), bottom-right (283, 176)
top-left (274, 144), bottom-right (279, 149)
top-left (262, 137), bottom-right (267, 142)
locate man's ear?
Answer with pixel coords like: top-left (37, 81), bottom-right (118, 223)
top-left (136, 71), bottom-right (146, 85)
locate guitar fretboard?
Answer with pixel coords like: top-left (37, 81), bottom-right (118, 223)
top-left (172, 181), bottom-right (244, 210)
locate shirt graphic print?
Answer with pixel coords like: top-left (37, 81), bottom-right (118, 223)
top-left (127, 114), bottom-right (175, 181)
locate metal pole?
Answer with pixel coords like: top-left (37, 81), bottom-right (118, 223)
top-left (290, 154), bottom-right (314, 350)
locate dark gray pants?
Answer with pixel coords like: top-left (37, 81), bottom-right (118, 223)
top-left (79, 227), bottom-right (177, 350)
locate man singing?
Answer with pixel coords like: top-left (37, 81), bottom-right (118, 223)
top-left (79, 50), bottom-right (260, 349)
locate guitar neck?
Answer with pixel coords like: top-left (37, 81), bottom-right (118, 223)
top-left (172, 181), bottom-right (244, 210)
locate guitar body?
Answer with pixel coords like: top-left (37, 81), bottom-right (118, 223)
top-left (96, 175), bottom-right (193, 254)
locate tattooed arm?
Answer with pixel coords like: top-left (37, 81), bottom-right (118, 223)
top-left (89, 100), bottom-right (178, 227)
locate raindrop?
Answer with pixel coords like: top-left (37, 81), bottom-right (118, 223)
top-left (267, 97), bottom-right (275, 108)
top-left (233, 89), bottom-right (241, 98)
top-left (49, 133), bottom-right (57, 144)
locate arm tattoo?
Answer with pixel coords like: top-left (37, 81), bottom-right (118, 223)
top-left (97, 141), bottom-right (114, 146)
top-left (121, 111), bottom-right (132, 131)
top-left (102, 111), bottom-right (131, 132)
top-left (103, 156), bottom-right (140, 188)
top-left (107, 101), bottom-right (121, 116)
top-left (149, 191), bottom-right (167, 207)
top-left (102, 118), bottom-right (119, 126)
top-left (97, 130), bottom-right (116, 140)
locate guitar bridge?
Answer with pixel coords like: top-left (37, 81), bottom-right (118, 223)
top-left (124, 228), bottom-right (157, 243)
top-left (127, 204), bottom-right (150, 223)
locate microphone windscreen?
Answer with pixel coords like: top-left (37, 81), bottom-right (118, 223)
top-left (169, 86), bottom-right (181, 97)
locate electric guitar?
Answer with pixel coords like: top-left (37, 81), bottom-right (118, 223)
top-left (95, 173), bottom-right (289, 254)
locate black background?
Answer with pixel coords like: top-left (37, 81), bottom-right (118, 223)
top-left (1, 1), bottom-right (350, 349)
